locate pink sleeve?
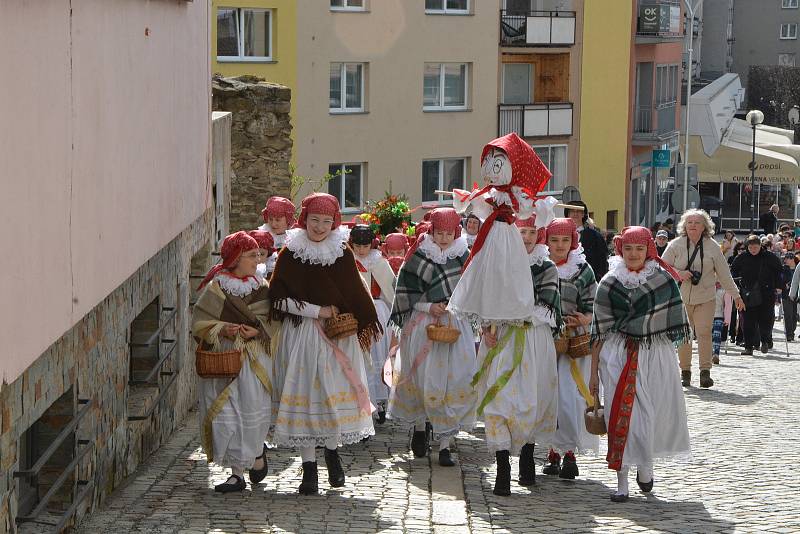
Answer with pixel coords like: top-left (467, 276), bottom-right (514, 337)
top-left (724, 293), bottom-right (733, 324)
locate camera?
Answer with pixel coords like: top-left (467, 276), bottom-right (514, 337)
top-left (690, 270), bottom-right (702, 286)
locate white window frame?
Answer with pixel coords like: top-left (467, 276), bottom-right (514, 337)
top-left (328, 163), bottom-right (364, 212)
top-left (778, 53), bottom-right (797, 66)
top-left (330, 0), bottom-right (367, 12)
top-left (423, 63), bottom-right (469, 111)
top-left (330, 63), bottom-right (366, 113)
top-left (532, 144), bottom-right (568, 194)
top-left (216, 8), bottom-right (273, 62)
top-left (421, 158), bottom-right (467, 204)
top-left (425, 0), bottom-right (470, 15)
top-left (783, 0), bottom-right (799, 9)
top-left (780, 23), bottom-right (798, 39)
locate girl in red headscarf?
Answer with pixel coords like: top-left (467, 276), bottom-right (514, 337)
top-left (541, 218), bottom-right (599, 481)
top-left (192, 231), bottom-right (274, 493)
top-left (258, 196), bottom-right (296, 277)
top-left (388, 208), bottom-right (477, 468)
top-left (269, 193), bottom-right (381, 495)
top-left (589, 226), bottom-right (691, 502)
top-left (382, 232), bottom-right (410, 274)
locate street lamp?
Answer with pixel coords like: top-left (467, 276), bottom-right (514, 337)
top-left (746, 109), bottom-right (764, 232)
top-left (789, 105), bottom-right (800, 144)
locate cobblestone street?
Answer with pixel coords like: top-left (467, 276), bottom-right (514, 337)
top-left (76, 327), bottom-right (800, 534)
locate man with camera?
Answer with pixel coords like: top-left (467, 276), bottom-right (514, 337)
top-left (662, 210), bottom-right (744, 388)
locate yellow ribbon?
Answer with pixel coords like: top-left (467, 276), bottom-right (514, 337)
top-left (472, 326), bottom-right (526, 416)
top-left (569, 356), bottom-right (594, 408)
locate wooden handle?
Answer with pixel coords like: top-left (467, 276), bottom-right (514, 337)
top-left (434, 190), bottom-right (454, 196)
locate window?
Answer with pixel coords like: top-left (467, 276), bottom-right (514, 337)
top-left (780, 23), bottom-right (798, 39)
top-left (532, 145), bottom-right (567, 192)
top-left (779, 53), bottom-right (797, 66)
top-left (423, 63), bottom-right (468, 110)
top-left (331, 0), bottom-right (365, 10)
top-left (330, 63), bottom-right (365, 112)
top-left (217, 8), bottom-right (272, 61)
top-left (502, 63), bottom-right (532, 105)
top-left (655, 64), bottom-right (679, 106)
top-left (422, 159), bottom-right (467, 202)
top-left (328, 163), bottom-right (363, 210)
top-left (783, 0), bottom-right (798, 8)
top-left (425, 0), bottom-right (469, 14)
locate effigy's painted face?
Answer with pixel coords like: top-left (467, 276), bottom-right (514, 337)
top-left (481, 148), bottom-right (512, 187)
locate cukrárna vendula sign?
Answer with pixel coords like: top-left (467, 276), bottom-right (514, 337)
top-left (729, 162), bottom-right (798, 184)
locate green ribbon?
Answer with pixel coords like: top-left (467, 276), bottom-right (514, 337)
top-left (472, 325), bottom-right (526, 416)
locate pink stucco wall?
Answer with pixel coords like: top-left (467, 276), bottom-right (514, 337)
top-left (0, 0), bottom-right (211, 384)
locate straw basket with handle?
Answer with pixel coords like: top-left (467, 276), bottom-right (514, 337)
top-left (196, 330), bottom-right (243, 379)
top-left (568, 329), bottom-right (591, 358)
top-left (426, 313), bottom-right (460, 344)
top-left (324, 310), bottom-right (359, 340)
top-left (584, 394), bottom-right (606, 435)
top-left (554, 326), bottom-right (572, 354)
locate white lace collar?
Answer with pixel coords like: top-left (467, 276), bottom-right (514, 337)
top-left (214, 271), bottom-right (264, 297)
top-left (355, 249), bottom-right (384, 271)
top-left (257, 223), bottom-right (287, 247)
top-left (284, 226), bottom-right (348, 266)
top-left (466, 233), bottom-right (477, 247)
top-left (607, 256), bottom-right (659, 289)
top-left (527, 244), bottom-right (550, 266)
top-left (417, 234), bottom-right (469, 265)
top-left (555, 246), bottom-right (587, 280)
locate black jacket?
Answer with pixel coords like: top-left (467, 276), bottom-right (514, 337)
top-left (759, 211), bottom-right (778, 235)
top-left (731, 249), bottom-right (782, 294)
top-left (580, 226), bottom-right (609, 281)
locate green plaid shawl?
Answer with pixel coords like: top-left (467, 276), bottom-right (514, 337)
top-left (390, 249), bottom-right (468, 328)
top-left (531, 259), bottom-right (562, 328)
top-left (559, 262), bottom-right (597, 316)
top-left (591, 265), bottom-right (690, 346)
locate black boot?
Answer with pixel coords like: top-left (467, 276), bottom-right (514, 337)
top-left (559, 451), bottom-right (579, 479)
top-left (438, 448), bottom-right (455, 467)
top-left (376, 410), bottom-right (387, 425)
top-left (248, 443), bottom-right (269, 485)
top-left (681, 370), bottom-right (691, 387)
top-left (298, 462), bottom-right (318, 495)
top-left (542, 448), bottom-right (561, 476)
top-left (699, 369), bottom-right (714, 388)
top-left (324, 447), bottom-right (346, 488)
top-left (493, 451), bottom-right (512, 496)
top-left (411, 430), bottom-right (428, 458)
top-left (518, 443), bottom-right (536, 486)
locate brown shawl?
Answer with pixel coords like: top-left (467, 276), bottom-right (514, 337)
top-left (269, 246), bottom-right (382, 352)
top-left (193, 280), bottom-right (271, 351)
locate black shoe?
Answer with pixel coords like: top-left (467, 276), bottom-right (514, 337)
top-left (610, 492), bottom-right (629, 503)
top-left (248, 443), bottom-right (269, 485)
top-left (542, 449), bottom-right (561, 475)
top-left (438, 448), bottom-right (455, 467)
top-left (215, 474), bottom-right (246, 493)
top-left (324, 447), bottom-right (346, 488)
top-left (699, 370), bottom-right (714, 388)
top-left (518, 443), bottom-right (536, 486)
top-left (761, 342), bottom-right (769, 354)
top-left (742, 347), bottom-right (753, 355)
top-left (376, 410), bottom-right (387, 425)
top-left (768, 340), bottom-right (774, 349)
top-left (411, 430), bottom-right (428, 458)
top-left (298, 461), bottom-right (319, 495)
top-left (681, 370), bottom-right (691, 387)
top-left (559, 451), bottom-right (579, 479)
top-left (636, 472), bottom-right (654, 494)
top-left (712, 355), bottom-right (720, 365)
top-left (493, 451), bottom-right (511, 496)
top-left (787, 337), bottom-right (795, 342)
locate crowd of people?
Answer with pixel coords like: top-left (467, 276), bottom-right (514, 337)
top-left (191, 132), bottom-right (788, 504)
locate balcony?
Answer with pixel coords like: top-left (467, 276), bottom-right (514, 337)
top-left (500, 10), bottom-right (576, 47)
top-left (633, 102), bottom-right (678, 145)
top-left (635, 1), bottom-right (683, 43)
top-left (498, 102), bottom-right (573, 138)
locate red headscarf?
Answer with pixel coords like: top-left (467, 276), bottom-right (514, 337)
top-left (613, 226), bottom-right (681, 281)
top-left (198, 231), bottom-right (259, 290)
top-left (515, 215), bottom-right (547, 245)
top-left (261, 196), bottom-right (296, 226)
top-left (546, 218), bottom-right (580, 251)
top-left (297, 192), bottom-right (341, 229)
top-left (480, 133), bottom-right (552, 195)
top-left (248, 230), bottom-right (275, 254)
top-left (382, 233), bottom-right (409, 254)
top-left (404, 208), bottom-right (461, 262)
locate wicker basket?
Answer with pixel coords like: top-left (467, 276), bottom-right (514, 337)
top-left (426, 314), bottom-right (460, 344)
top-left (584, 396), bottom-right (607, 436)
top-left (195, 347), bottom-right (242, 379)
top-left (324, 311), bottom-right (359, 340)
top-left (554, 327), bottom-right (571, 354)
top-left (568, 331), bottom-right (591, 358)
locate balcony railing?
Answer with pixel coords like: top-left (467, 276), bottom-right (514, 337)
top-left (633, 102), bottom-right (678, 142)
top-left (500, 10), bottom-right (576, 47)
top-left (636, 1), bottom-right (682, 41)
top-left (498, 102), bottom-right (573, 138)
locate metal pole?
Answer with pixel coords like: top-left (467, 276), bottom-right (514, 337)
top-left (750, 124), bottom-right (757, 232)
top-left (682, 0), bottom-right (703, 213)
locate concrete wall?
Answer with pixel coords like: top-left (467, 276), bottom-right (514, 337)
top-left (732, 0), bottom-right (800, 85)
top-left (293, 0), bottom-right (499, 212)
top-left (700, 0), bottom-right (734, 79)
top-left (0, 0), bottom-right (211, 385)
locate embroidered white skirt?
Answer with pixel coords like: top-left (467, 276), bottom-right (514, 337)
top-left (388, 310), bottom-right (477, 439)
top-left (551, 352), bottom-right (600, 454)
top-left (475, 322), bottom-right (557, 454)
top-left (198, 343), bottom-right (272, 469)
top-left (367, 299), bottom-right (392, 406)
top-left (599, 334), bottom-right (691, 468)
top-left (271, 316), bottom-right (375, 448)
top-left (447, 221), bottom-right (536, 324)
